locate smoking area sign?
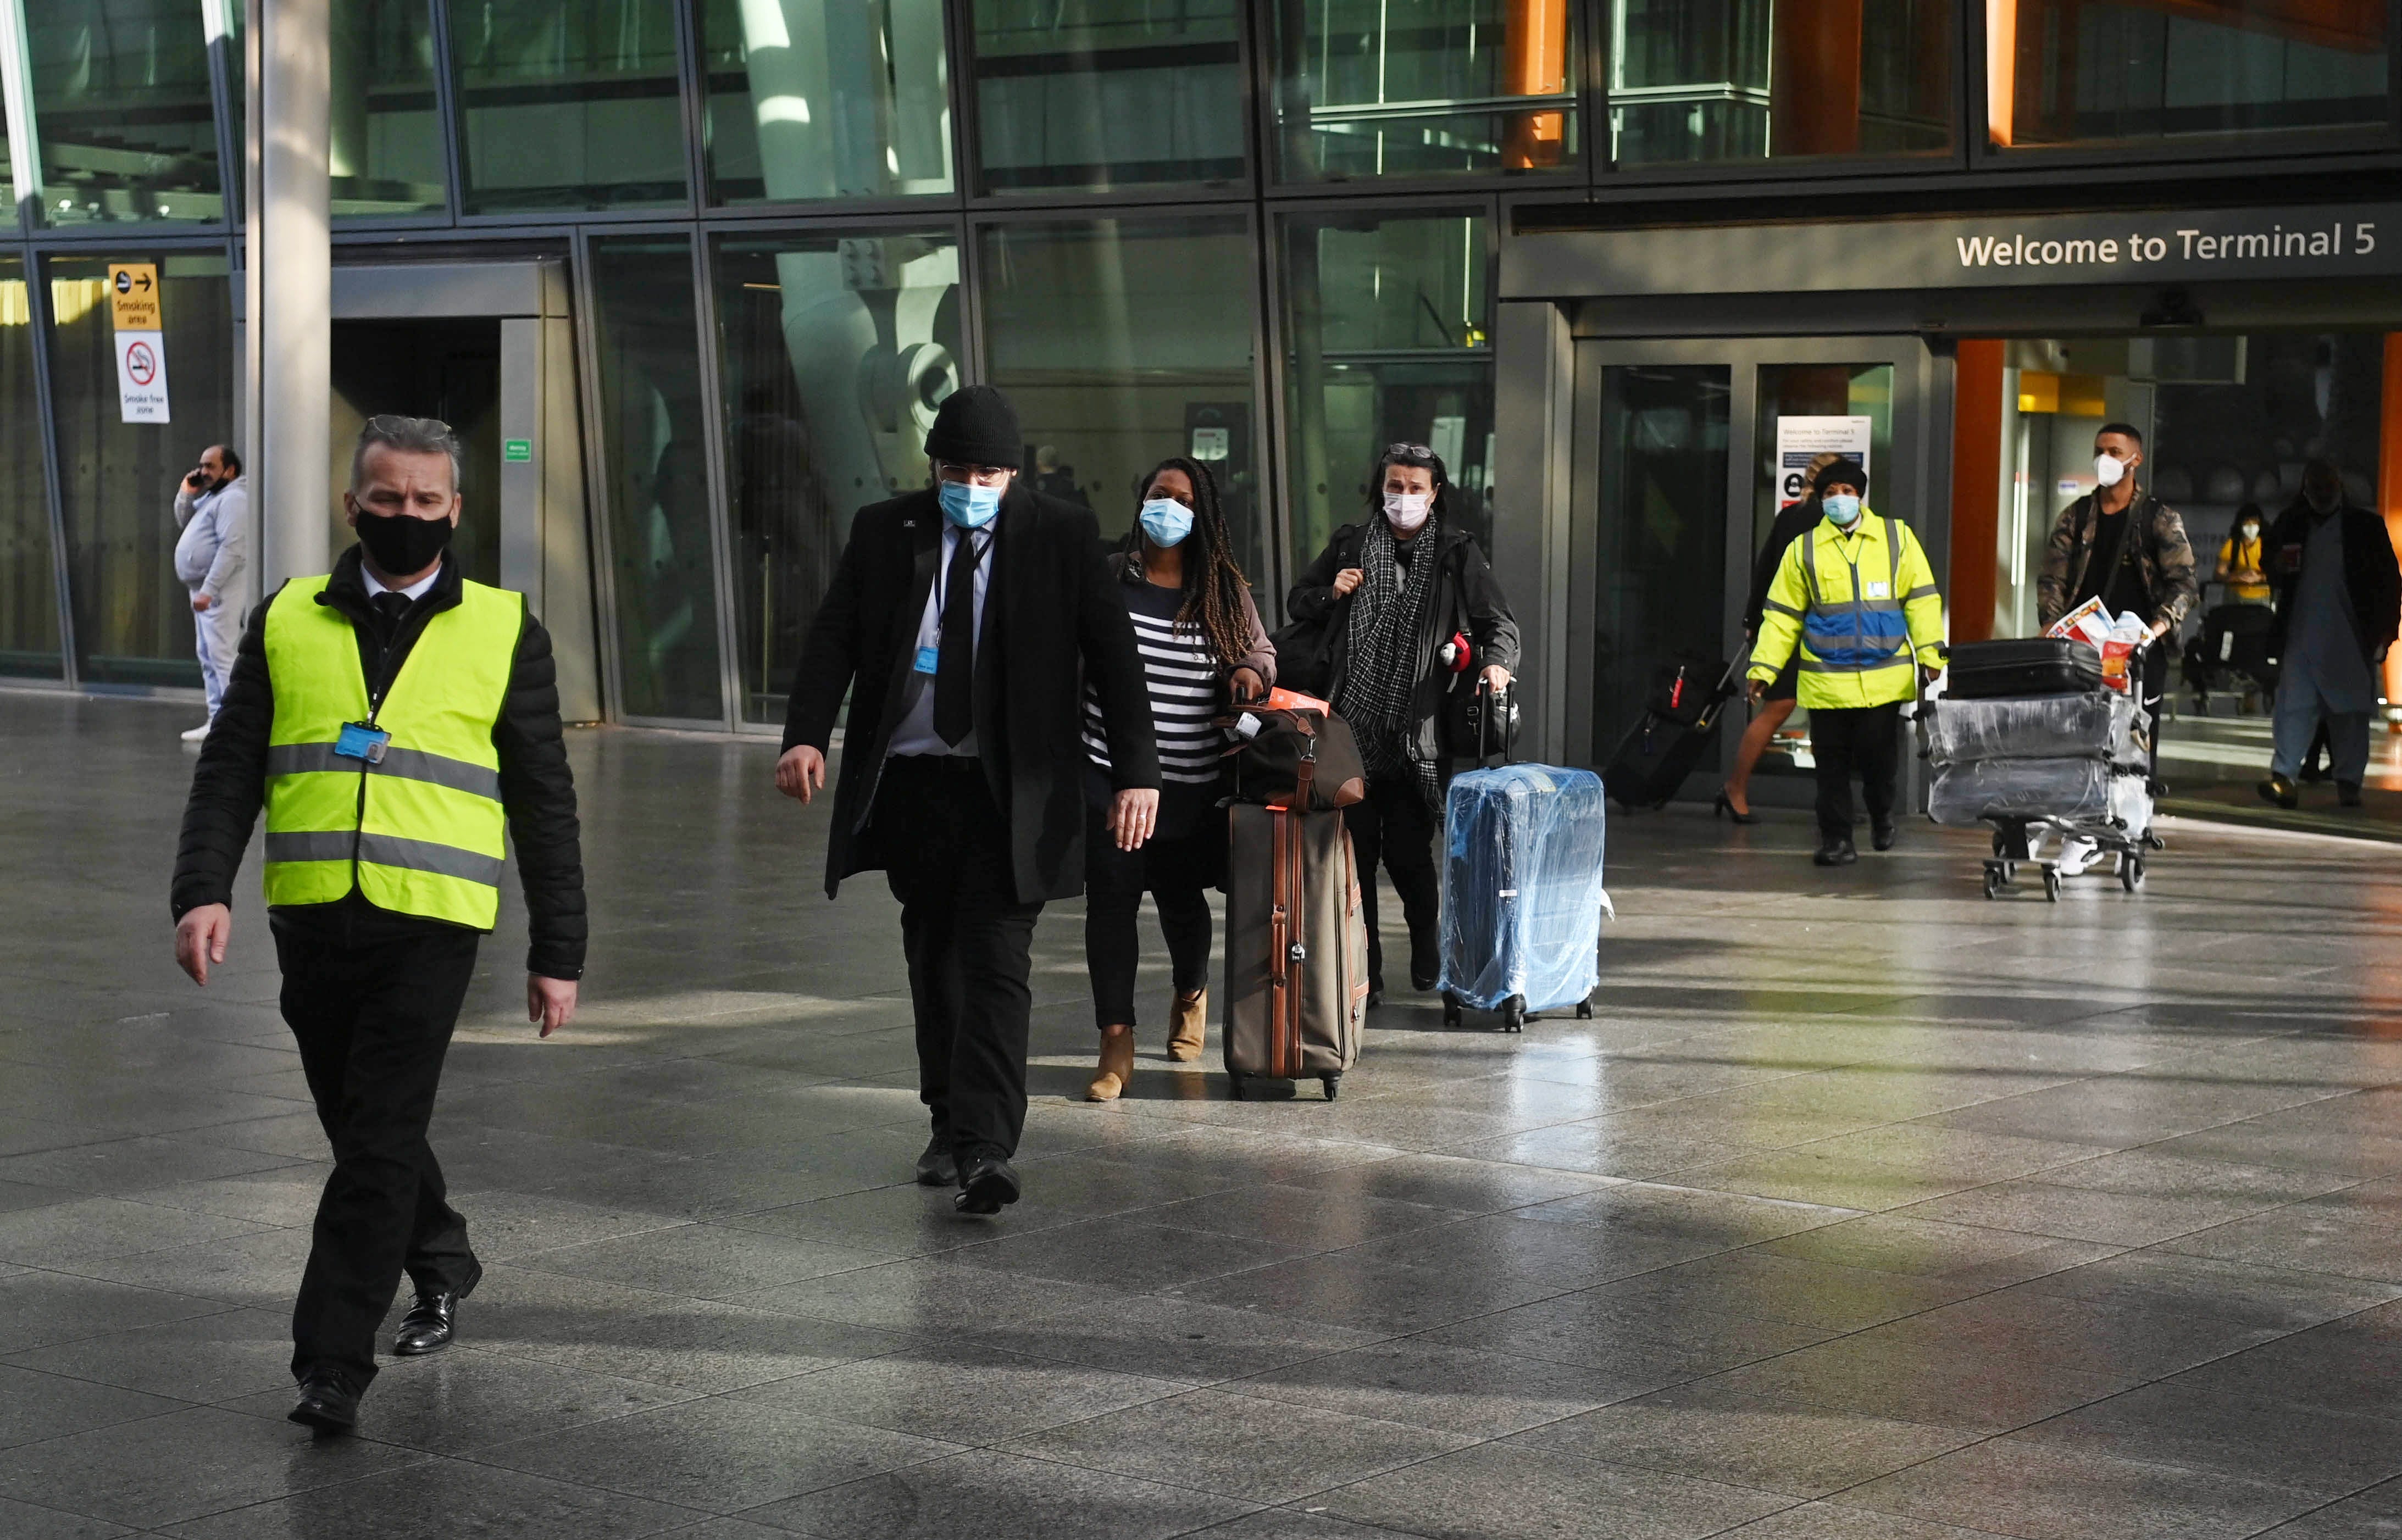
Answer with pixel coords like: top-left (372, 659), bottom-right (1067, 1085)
top-left (109, 263), bottom-right (169, 424)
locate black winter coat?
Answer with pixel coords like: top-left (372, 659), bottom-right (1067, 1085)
top-left (1745, 499), bottom-right (1824, 636)
top-left (782, 479), bottom-right (1160, 903)
top-left (1286, 518), bottom-right (1522, 767)
top-left (2264, 499), bottom-right (2402, 664)
top-left (170, 547), bottom-right (589, 979)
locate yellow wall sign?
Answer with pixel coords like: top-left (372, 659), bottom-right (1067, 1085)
top-left (108, 264), bottom-right (160, 330)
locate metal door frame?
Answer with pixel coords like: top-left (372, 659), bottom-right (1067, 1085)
top-left (1567, 334), bottom-right (1947, 807)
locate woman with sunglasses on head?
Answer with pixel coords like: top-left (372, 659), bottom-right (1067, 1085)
top-left (1286, 443), bottom-right (1519, 1008)
top-left (1083, 457), bottom-right (1276, 1101)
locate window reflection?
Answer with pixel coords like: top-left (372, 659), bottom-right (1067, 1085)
top-left (451, 0), bottom-right (688, 212)
top-left (24, 0), bottom-right (224, 226)
top-left (712, 232), bottom-right (962, 724)
top-left (589, 237), bottom-right (724, 722)
top-left (702, 0), bottom-right (953, 203)
top-left (1274, 0), bottom-right (1579, 182)
top-left (0, 262), bottom-right (62, 677)
top-left (1610, 0), bottom-right (1951, 163)
top-left (331, 3), bottom-right (449, 216)
top-left (47, 253), bottom-right (235, 687)
top-left (1282, 212), bottom-right (1494, 572)
top-left (969, 1), bottom-right (1246, 192)
top-left (979, 217), bottom-right (1268, 588)
top-left (1989, 0), bottom-right (2389, 147)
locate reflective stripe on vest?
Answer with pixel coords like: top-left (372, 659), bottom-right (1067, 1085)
top-left (260, 574), bottom-right (522, 929)
top-left (1800, 514), bottom-right (1913, 675)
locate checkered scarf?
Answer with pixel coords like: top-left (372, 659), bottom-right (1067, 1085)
top-left (1337, 517), bottom-right (1441, 809)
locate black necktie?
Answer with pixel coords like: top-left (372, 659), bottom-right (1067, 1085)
top-left (934, 531), bottom-right (979, 747)
top-left (373, 591), bottom-right (410, 634)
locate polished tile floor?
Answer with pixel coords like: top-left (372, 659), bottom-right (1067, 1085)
top-left (5, 691), bottom-right (2402, 1539)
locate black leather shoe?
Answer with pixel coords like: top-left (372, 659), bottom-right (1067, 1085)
top-left (2259, 774), bottom-right (2299, 810)
top-left (2340, 780), bottom-right (2365, 808)
top-left (392, 1259), bottom-right (479, 1356)
top-left (953, 1155), bottom-right (1021, 1216)
top-left (1409, 937), bottom-right (1440, 993)
top-left (914, 1135), bottom-right (957, 1187)
top-left (288, 1367), bottom-right (360, 1432)
top-left (1871, 818), bottom-right (1897, 852)
top-left (1365, 988), bottom-right (1384, 1011)
top-left (1813, 838), bottom-right (1858, 867)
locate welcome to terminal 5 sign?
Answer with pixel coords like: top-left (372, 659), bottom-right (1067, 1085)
top-left (1501, 203), bottom-right (2402, 298)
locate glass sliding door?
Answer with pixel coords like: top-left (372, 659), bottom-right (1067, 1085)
top-left (1569, 337), bottom-right (1937, 802)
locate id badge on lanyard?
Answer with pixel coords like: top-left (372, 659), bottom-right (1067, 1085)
top-left (334, 721), bottom-right (390, 764)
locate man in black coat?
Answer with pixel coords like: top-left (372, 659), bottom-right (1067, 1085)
top-left (2259, 458), bottom-right (2402, 808)
top-left (170, 416), bottom-right (584, 1433)
top-left (775, 386), bottom-right (1158, 1215)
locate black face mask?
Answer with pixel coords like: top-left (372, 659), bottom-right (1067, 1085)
top-left (355, 509), bottom-right (454, 576)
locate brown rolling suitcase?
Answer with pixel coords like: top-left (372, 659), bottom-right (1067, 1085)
top-left (1223, 799), bottom-right (1369, 1100)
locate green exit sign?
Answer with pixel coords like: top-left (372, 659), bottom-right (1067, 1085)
top-left (503, 438), bottom-right (532, 462)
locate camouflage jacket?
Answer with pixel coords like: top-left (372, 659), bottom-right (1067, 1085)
top-left (2035, 489), bottom-right (2199, 632)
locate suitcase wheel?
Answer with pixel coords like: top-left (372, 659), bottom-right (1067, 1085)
top-left (1321, 1074), bottom-right (1340, 1101)
top-left (1228, 1074), bottom-right (1245, 1102)
top-left (1501, 996), bottom-right (1527, 1034)
top-left (1982, 864), bottom-right (2003, 900)
top-left (2043, 867), bottom-right (2062, 903)
top-left (1441, 992), bottom-right (1462, 1027)
top-left (1575, 999), bottom-right (1594, 1020)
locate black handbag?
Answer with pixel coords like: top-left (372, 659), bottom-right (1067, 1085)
top-left (1268, 607), bottom-right (1340, 699)
top-left (1441, 677), bottom-right (1519, 763)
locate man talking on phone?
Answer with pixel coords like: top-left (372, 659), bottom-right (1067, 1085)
top-left (170, 416), bottom-right (585, 1435)
top-left (173, 444), bottom-right (250, 742)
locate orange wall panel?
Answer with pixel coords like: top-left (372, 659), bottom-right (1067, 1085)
top-left (1950, 340), bottom-right (2007, 644)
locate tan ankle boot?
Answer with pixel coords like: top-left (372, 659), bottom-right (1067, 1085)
top-left (1166, 989), bottom-right (1206, 1063)
top-left (1086, 1030), bottom-right (1136, 1101)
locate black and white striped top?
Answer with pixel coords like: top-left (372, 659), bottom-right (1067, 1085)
top-left (1084, 579), bottom-right (1227, 786)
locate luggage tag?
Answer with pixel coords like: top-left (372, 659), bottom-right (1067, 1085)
top-left (333, 721), bottom-right (390, 765)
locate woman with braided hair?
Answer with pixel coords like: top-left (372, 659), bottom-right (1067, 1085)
top-left (1080, 457), bottom-right (1276, 1100)
top-left (1286, 443), bottom-right (1518, 1007)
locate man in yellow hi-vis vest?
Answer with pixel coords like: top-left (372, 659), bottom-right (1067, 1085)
top-left (170, 416), bottom-right (584, 1435)
top-left (1748, 458), bottom-right (1946, 867)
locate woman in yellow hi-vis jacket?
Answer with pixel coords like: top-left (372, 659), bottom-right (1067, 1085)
top-left (1748, 459), bottom-right (1946, 866)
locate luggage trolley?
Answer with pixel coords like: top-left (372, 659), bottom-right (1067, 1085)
top-left (1922, 687), bottom-right (2162, 903)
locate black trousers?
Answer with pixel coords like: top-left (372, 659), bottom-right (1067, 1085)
top-left (273, 916), bottom-right (481, 1386)
top-left (1810, 702), bottom-right (1903, 841)
top-left (1084, 805), bottom-right (1216, 1030)
top-left (1345, 771), bottom-right (1442, 990)
top-left (877, 756), bottom-right (1042, 1164)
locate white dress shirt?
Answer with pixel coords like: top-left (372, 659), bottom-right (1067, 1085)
top-left (887, 521), bottom-right (993, 758)
top-left (361, 558), bottom-right (442, 603)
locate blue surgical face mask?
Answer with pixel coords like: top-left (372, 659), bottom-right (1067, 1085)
top-left (938, 479), bottom-right (1003, 529)
top-left (1822, 493), bottom-right (1862, 527)
top-left (1138, 497), bottom-right (1192, 548)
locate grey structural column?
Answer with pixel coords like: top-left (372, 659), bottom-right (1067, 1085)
top-left (0, 0), bottom-right (40, 226)
top-left (243, 0), bottom-right (331, 586)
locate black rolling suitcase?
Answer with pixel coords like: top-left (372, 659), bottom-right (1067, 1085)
top-left (1604, 658), bottom-right (1738, 810)
top-left (1946, 638), bottom-right (2104, 700)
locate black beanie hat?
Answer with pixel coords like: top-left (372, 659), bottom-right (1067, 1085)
top-left (1813, 458), bottom-right (1868, 498)
top-left (924, 385), bottom-right (1022, 469)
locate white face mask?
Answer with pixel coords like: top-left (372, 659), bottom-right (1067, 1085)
top-left (1383, 492), bottom-right (1431, 533)
top-left (2093, 454), bottom-right (2128, 489)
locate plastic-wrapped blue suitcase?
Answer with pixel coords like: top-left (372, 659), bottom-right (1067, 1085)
top-left (1436, 764), bottom-right (1612, 1032)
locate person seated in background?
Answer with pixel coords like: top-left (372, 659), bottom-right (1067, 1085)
top-left (2216, 503), bottom-right (2271, 605)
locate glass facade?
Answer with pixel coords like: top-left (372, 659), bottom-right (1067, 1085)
top-left (701, 0), bottom-right (954, 203)
top-left (331, 2), bottom-right (450, 217)
top-left (589, 235), bottom-right (724, 720)
top-left (1989, 0), bottom-right (2390, 148)
top-left (452, 0), bottom-right (689, 212)
top-left (712, 230), bottom-right (962, 723)
top-left (23, 1), bottom-right (226, 227)
top-left (46, 251), bottom-right (235, 687)
top-left (0, 0), bottom-right (2395, 720)
top-left (968, 0), bottom-right (1247, 192)
top-left (1611, 0), bottom-right (1952, 163)
top-left (981, 215), bottom-right (1271, 587)
top-left (1274, 1), bottom-right (1580, 182)
top-left (1282, 209), bottom-right (1494, 568)
top-left (0, 261), bottom-right (61, 678)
